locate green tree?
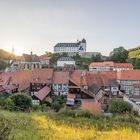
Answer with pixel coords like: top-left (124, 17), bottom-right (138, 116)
top-left (91, 53), bottom-right (103, 62)
top-left (4, 98), bottom-right (15, 111)
top-left (133, 59), bottom-right (140, 69)
top-left (10, 93), bottom-right (32, 111)
top-left (109, 46), bottom-right (128, 63)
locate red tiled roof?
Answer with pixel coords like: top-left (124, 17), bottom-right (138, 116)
top-left (34, 86), bottom-right (51, 101)
top-left (70, 70), bottom-right (88, 86)
top-left (89, 61), bottom-right (114, 67)
top-left (31, 69), bottom-right (53, 84)
top-left (81, 100), bottom-right (102, 115)
top-left (114, 63), bottom-right (133, 68)
top-left (53, 72), bottom-right (69, 84)
top-left (117, 70), bottom-right (140, 80)
top-left (0, 69), bottom-right (53, 92)
top-left (39, 55), bottom-right (51, 61)
top-left (89, 61), bottom-right (133, 68)
top-left (133, 84), bottom-right (140, 88)
top-left (0, 85), bottom-right (4, 92)
top-left (3, 84), bottom-right (18, 91)
top-left (0, 72), bottom-right (15, 86)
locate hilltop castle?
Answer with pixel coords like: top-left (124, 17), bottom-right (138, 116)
top-left (54, 38), bottom-right (86, 55)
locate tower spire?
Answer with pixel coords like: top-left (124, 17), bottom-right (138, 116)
top-left (12, 42), bottom-right (14, 55)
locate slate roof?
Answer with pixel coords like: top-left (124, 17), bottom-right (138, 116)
top-left (54, 43), bottom-right (78, 48)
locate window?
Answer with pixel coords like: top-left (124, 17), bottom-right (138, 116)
top-left (32, 100), bottom-right (40, 105)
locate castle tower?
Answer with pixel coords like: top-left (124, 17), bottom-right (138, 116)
top-left (78, 38), bottom-right (86, 54)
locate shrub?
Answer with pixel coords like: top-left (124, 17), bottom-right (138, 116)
top-left (4, 98), bottom-right (15, 111)
top-left (59, 108), bottom-right (94, 118)
top-left (51, 95), bottom-right (66, 112)
top-left (41, 104), bottom-right (51, 112)
top-left (0, 94), bottom-right (6, 107)
top-left (51, 101), bottom-right (62, 112)
top-left (10, 93), bottom-right (32, 111)
top-left (109, 98), bottom-right (132, 114)
top-left (41, 100), bottom-right (51, 107)
top-left (32, 105), bottom-right (42, 112)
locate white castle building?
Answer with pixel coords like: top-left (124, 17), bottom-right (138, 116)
top-left (54, 39), bottom-right (86, 55)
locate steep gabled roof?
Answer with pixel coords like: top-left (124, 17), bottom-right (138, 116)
top-left (34, 86), bottom-right (51, 101)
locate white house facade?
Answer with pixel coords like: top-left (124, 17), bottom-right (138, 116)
top-left (53, 72), bottom-right (69, 95)
top-left (57, 57), bottom-right (75, 67)
top-left (89, 61), bottom-right (133, 72)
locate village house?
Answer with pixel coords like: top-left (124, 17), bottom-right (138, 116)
top-left (30, 69), bottom-right (53, 105)
top-left (86, 71), bottom-right (120, 111)
top-left (57, 57), bottom-right (75, 67)
top-left (52, 72), bottom-right (69, 95)
top-left (117, 70), bottom-right (140, 97)
top-left (39, 55), bottom-right (51, 68)
top-left (67, 70), bottom-right (102, 114)
top-left (89, 61), bottom-right (133, 72)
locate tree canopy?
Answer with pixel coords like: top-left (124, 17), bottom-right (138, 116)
top-left (109, 46), bottom-right (128, 63)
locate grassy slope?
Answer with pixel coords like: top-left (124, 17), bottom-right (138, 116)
top-left (0, 110), bottom-right (140, 140)
top-left (0, 110), bottom-right (40, 140)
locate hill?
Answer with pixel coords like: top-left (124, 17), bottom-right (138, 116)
top-left (128, 46), bottom-right (140, 59)
top-left (0, 49), bottom-right (15, 70)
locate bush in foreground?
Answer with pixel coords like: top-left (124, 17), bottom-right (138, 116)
top-left (10, 93), bottom-right (32, 111)
top-left (109, 98), bottom-right (132, 114)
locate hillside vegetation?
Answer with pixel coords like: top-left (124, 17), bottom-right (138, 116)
top-left (0, 49), bottom-right (15, 70)
top-left (128, 46), bottom-right (140, 59)
top-left (0, 110), bottom-right (140, 140)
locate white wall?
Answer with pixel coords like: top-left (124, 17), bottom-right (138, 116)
top-left (53, 84), bottom-right (69, 95)
top-left (57, 60), bottom-right (75, 67)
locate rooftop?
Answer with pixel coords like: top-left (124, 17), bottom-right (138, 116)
top-left (53, 72), bottom-right (69, 84)
top-left (89, 61), bottom-right (133, 68)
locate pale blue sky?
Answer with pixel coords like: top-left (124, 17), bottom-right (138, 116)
top-left (0, 0), bottom-right (140, 55)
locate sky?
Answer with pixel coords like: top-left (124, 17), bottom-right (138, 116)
top-left (0, 0), bottom-right (140, 56)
